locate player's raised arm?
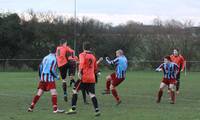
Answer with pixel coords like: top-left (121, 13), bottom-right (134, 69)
top-left (97, 57), bottom-right (103, 65)
top-left (155, 64), bottom-right (163, 72)
top-left (106, 57), bottom-right (118, 65)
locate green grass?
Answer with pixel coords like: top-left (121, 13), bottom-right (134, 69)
top-left (0, 71), bottom-right (200, 120)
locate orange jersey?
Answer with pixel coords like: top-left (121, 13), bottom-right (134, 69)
top-left (79, 52), bottom-right (97, 83)
top-left (170, 54), bottom-right (185, 71)
top-left (56, 45), bottom-right (74, 67)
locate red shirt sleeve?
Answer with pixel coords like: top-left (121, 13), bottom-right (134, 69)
top-left (94, 58), bottom-right (98, 73)
top-left (66, 46), bottom-right (74, 53)
top-left (79, 53), bottom-right (85, 71)
top-left (180, 55), bottom-right (186, 71)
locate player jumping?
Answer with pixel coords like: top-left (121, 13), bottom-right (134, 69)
top-left (56, 40), bottom-right (74, 102)
top-left (102, 49), bottom-right (128, 105)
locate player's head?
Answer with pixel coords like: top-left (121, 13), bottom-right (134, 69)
top-left (83, 41), bottom-right (92, 51)
top-left (164, 55), bottom-right (171, 63)
top-left (60, 38), bottom-right (67, 46)
top-left (116, 49), bottom-right (124, 57)
top-left (173, 48), bottom-right (179, 56)
top-left (48, 44), bottom-right (56, 53)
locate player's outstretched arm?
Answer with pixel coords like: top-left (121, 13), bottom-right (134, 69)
top-left (155, 68), bottom-right (162, 72)
top-left (97, 57), bottom-right (103, 64)
top-left (155, 64), bottom-right (163, 72)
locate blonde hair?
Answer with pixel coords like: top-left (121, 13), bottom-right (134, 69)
top-left (116, 49), bottom-right (124, 55)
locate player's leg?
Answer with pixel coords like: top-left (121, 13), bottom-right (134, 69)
top-left (157, 82), bottom-right (167, 103)
top-left (59, 64), bottom-right (68, 102)
top-left (28, 89), bottom-right (44, 112)
top-left (109, 74), bottom-right (124, 105)
top-left (81, 89), bottom-right (89, 104)
top-left (62, 81), bottom-right (68, 102)
top-left (110, 84), bottom-right (121, 105)
top-left (167, 85), bottom-right (171, 100)
top-left (50, 89), bottom-right (65, 113)
top-left (102, 75), bottom-right (112, 94)
top-left (176, 72), bottom-right (181, 94)
top-left (66, 81), bottom-right (81, 114)
top-left (69, 76), bottom-right (75, 87)
top-left (69, 61), bottom-right (76, 87)
top-left (73, 79), bottom-right (88, 104)
top-left (88, 84), bottom-right (100, 116)
top-left (169, 84), bottom-right (176, 104)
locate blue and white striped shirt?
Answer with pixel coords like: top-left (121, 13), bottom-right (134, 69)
top-left (156, 62), bottom-right (179, 80)
top-left (106, 55), bottom-right (128, 79)
top-left (39, 53), bottom-right (59, 82)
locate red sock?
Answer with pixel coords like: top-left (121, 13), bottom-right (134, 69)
top-left (157, 90), bottom-right (163, 102)
top-left (106, 80), bottom-right (111, 91)
top-left (170, 91), bottom-right (176, 102)
top-left (52, 95), bottom-right (57, 111)
top-left (30, 95), bottom-right (40, 109)
top-left (111, 88), bottom-right (120, 102)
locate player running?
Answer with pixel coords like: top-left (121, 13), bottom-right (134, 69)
top-left (156, 56), bottom-right (179, 104)
top-left (66, 42), bottom-right (100, 116)
top-left (56, 40), bottom-right (74, 102)
top-left (102, 49), bottom-right (128, 105)
top-left (28, 48), bottom-right (64, 113)
top-left (170, 48), bottom-right (186, 94)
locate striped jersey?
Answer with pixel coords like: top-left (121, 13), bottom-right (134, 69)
top-left (39, 53), bottom-right (59, 82)
top-left (106, 55), bottom-right (128, 79)
top-left (156, 62), bottom-right (179, 80)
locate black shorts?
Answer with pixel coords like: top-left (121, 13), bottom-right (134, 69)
top-left (68, 60), bottom-right (76, 76)
top-left (74, 80), bottom-right (95, 94)
top-left (58, 63), bottom-right (70, 79)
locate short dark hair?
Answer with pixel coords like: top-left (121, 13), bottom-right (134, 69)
top-left (48, 44), bottom-right (56, 53)
top-left (164, 55), bottom-right (171, 61)
top-left (173, 48), bottom-right (179, 52)
top-left (83, 42), bottom-right (92, 51)
top-left (59, 38), bottom-right (67, 45)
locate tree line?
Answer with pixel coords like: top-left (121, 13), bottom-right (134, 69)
top-left (0, 11), bottom-right (200, 71)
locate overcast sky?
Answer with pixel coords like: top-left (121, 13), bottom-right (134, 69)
top-left (0, 0), bottom-right (200, 25)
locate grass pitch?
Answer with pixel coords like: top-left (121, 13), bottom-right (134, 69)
top-left (0, 71), bottom-right (200, 120)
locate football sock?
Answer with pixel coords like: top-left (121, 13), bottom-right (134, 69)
top-left (106, 80), bottom-right (111, 91)
top-left (91, 97), bottom-right (99, 112)
top-left (170, 91), bottom-right (176, 102)
top-left (111, 88), bottom-right (120, 102)
top-left (52, 95), bottom-right (57, 111)
top-left (30, 95), bottom-right (40, 109)
top-left (157, 90), bottom-right (163, 102)
top-left (176, 81), bottom-right (180, 91)
top-left (71, 94), bottom-right (78, 110)
top-left (82, 90), bottom-right (87, 103)
top-left (62, 82), bottom-right (67, 95)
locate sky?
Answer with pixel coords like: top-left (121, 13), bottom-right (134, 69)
top-left (0, 0), bottom-right (200, 26)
